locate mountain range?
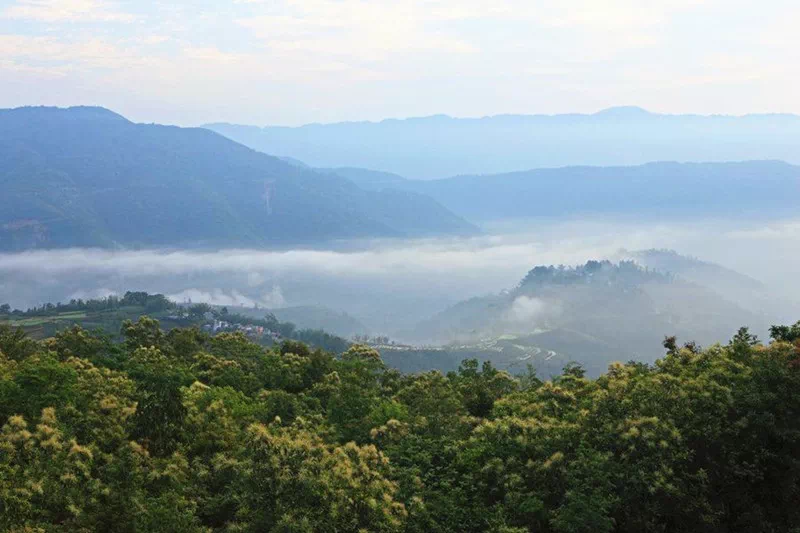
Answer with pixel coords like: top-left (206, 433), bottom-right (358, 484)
top-left (204, 107), bottom-right (800, 178)
top-left (5, 106), bottom-right (800, 252)
top-left (0, 106), bottom-right (476, 251)
top-left (325, 161), bottom-right (800, 222)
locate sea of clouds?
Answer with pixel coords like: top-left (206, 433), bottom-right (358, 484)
top-left (2, 217), bottom-right (800, 334)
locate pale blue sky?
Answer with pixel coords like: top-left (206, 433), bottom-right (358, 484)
top-left (0, 0), bottom-right (797, 126)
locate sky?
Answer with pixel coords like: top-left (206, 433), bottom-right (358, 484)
top-left (0, 0), bottom-right (798, 126)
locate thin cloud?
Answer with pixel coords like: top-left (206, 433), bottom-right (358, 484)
top-left (2, 218), bottom-right (800, 332)
top-left (1, 0), bottom-right (797, 123)
top-left (2, 0), bottom-right (136, 23)
top-left (0, 218), bottom-right (788, 285)
top-left (168, 287), bottom-right (285, 308)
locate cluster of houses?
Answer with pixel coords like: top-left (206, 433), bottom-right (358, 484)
top-left (202, 319), bottom-right (283, 343)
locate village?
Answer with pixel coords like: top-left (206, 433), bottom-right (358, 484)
top-left (201, 319), bottom-right (283, 343)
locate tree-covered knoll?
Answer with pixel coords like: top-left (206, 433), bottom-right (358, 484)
top-left (9, 291), bottom-right (175, 318)
top-left (2, 316), bottom-right (800, 532)
top-left (412, 260), bottom-right (764, 374)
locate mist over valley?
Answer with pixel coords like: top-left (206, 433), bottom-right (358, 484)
top-left (5, 2), bottom-right (800, 529)
top-left (2, 106), bottom-right (800, 378)
top-left (3, 215), bottom-right (799, 375)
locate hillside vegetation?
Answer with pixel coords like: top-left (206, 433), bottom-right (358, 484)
top-left (1, 316), bottom-right (800, 531)
top-left (0, 292), bottom-right (351, 354)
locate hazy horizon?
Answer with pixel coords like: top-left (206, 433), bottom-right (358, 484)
top-left (2, 0), bottom-right (799, 126)
top-left (9, 103), bottom-right (800, 130)
top-left (202, 105), bottom-right (800, 129)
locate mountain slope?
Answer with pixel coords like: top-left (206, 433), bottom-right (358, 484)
top-left (0, 106), bottom-right (476, 250)
top-left (398, 161), bottom-right (800, 221)
top-left (269, 305), bottom-right (366, 338)
top-left (622, 249), bottom-right (764, 293)
top-left (623, 248), bottom-right (800, 326)
top-left (229, 304), bottom-right (367, 338)
top-left (317, 167), bottom-right (410, 191)
top-left (204, 109), bottom-right (800, 178)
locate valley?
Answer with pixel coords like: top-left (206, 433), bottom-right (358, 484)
top-left (5, 1), bottom-right (800, 530)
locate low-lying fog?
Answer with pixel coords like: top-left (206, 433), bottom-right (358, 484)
top-left (2, 216), bottom-right (800, 340)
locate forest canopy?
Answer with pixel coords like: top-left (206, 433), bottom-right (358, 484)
top-left (1, 318), bottom-right (800, 532)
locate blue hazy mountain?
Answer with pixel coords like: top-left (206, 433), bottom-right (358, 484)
top-left (205, 108), bottom-right (800, 178)
top-left (316, 167), bottom-right (409, 191)
top-left (297, 161), bottom-right (800, 224)
top-left (0, 106), bottom-right (477, 250)
top-left (384, 161), bottom-right (800, 222)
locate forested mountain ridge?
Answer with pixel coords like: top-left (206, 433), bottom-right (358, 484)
top-left (204, 108), bottom-right (800, 178)
top-left (0, 106), bottom-right (476, 250)
top-left (2, 314), bottom-right (800, 531)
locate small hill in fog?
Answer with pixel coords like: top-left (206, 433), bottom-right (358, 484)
top-left (410, 259), bottom-right (765, 375)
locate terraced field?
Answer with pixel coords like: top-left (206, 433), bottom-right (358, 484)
top-left (0, 308), bottom-right (183, 340)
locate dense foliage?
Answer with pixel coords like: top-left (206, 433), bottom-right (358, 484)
top-left (7, 292), bottom-right (175, 317)
top-left (519, 260), bottom-right (673, 288)
top-left (2, 317), bottom-right (800, 532)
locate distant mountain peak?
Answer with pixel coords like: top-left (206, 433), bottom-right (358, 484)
top-left (3, 105), bottom-right (130, 123)
top-left (593, 106), bottom-right (653, 117)
top-left (65, 106), bottom-right (127, 119)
